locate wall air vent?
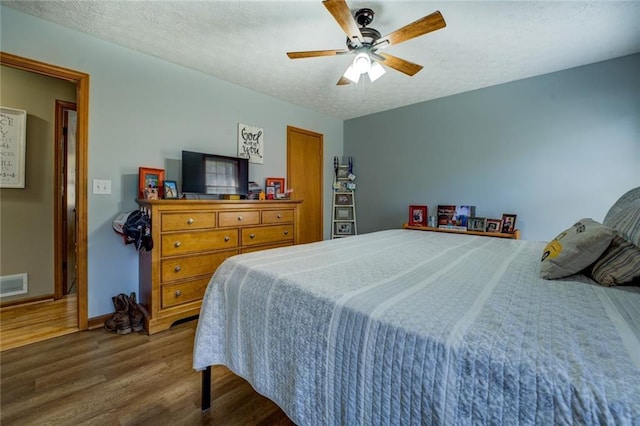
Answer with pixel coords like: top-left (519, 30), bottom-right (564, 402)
top-left (0, 273), bottom-right (28, 297)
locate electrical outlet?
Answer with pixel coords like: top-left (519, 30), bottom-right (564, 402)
top-left (93, 179), bottom-right (112, 195)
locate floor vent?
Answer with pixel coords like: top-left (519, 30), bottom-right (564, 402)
top-left (0, 273), bottom-right (28, 297)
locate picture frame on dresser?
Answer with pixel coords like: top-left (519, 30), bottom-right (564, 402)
top-left (501, 214), bottom-right (517, 234)
top-left (409, 205), bottom-right (428, 227)
top-left (265, 177), bottom-right (285, 195)
top-left (139, 167), bottom-right (165, 199)
top-left (163, 180), bottom-right (179, 199)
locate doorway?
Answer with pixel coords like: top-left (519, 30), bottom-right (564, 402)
top-left (287, 126), bottom-right (323, 244)
top-left (55, 100), bottom-right (77, 298)
top-left (0, 52), bottom-right (89, 349)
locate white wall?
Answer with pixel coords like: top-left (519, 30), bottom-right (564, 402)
top-left (1, 6), bottom-right (344, 317)
top-left (345, 54), bottom-right (640, 241)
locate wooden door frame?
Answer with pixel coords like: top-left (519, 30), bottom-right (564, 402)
top-left (1, 52), bottom-right (89, 329)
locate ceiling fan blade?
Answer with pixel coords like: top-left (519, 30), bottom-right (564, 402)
top-left (377, 53), bottom-right (423, 76)
top-left (378, 11), bottom-right (446, 47)
top-left (337, 76), bottom-right (351, 85)
top-left (323, 0), bottom-right (363, 45)
top-left (287, 49), bottom-right (350, 59)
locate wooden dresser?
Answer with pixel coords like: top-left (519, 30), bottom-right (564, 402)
top-left (136, 199), bottom-right (301, 334)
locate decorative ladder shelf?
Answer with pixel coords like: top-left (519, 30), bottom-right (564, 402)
top-left (331, 156), bottom-right (357, 239)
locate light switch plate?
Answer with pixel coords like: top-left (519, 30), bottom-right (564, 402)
top-left (93, 179), bottom-right (112, 195)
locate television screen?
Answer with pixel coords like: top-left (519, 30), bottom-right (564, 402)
top-left (182, 150), bottom-right (249, 197)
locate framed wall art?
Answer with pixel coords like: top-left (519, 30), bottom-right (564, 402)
top-left (501, 214), bottom-right (517, 233)
top-left (408, 205), bottom-right (428, 227)
top-left (0, 106), bottom-right (27, 188)
top-left (139, 167), bottom-right (165, 199)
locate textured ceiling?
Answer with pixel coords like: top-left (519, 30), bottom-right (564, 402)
top-left (5, 1), bottom-right (640, 120)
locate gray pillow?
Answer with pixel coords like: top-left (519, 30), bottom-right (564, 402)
top-left (589, 235), bottom-right (640, 286)
top-left (540, 218), bottom-right (615, 279)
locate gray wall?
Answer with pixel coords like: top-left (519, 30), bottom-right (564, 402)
top-left (1, 6), bottom-right (344, 317)
top-left (345, 54), bottom-right (640, 241)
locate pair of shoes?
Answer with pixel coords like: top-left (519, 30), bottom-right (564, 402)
top-left (104, 292), bottom-right (145, 334)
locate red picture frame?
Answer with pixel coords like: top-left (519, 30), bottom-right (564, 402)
top-left (265, 177), bottom-right (285, 195)
top-left (409, 205), bottom-right (428, 227)
top-left (139, 167), bottom-right (165, 199)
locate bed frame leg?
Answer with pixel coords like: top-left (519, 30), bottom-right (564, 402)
top-left (201, 365), bottom-right (211, 411)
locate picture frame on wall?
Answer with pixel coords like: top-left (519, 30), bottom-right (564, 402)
top-left (265, 177), bottom-right (285, 195)
top-left (501, 214), bottom-right (517, 233)
top-left (0, 106), bottom-right (27, 188)
top-left (485, 218), bottom-right (502, 233)
top-left (138, 167), bottom-right (165, 199)
top-left (163, 180), bottom-right (179, 199)
top-left (408, 205), bottom-right (428, 227)
top-left (467, 217), bottom-right (487, 232)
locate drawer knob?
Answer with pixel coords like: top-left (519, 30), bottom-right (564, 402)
top-left (174, 241), bottom-right (181, 248)
top-left (249, 233), bottom-right (255, 239)
top-left (284, 230), bottom-right (289, 235)
top-left (277, 214), bottom-right (282, 219)
top-left (175, 290), bottom-right (182, 298)
top-left (187, 218), bottom-right (194, 225)
top-left (237, 215), bottom-right (243, 221)
top-left (224, 236), bottom-right (230, 242)
top-left (174, 265), bottom-right (181, 272)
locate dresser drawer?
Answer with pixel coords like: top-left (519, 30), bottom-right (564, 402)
top-left (262, 209), bottom-right (294, 224)
top-left (161, 277), bottom-right (210, 309)
top-left (161, 249), bottom-right (238, 283)
top-left (242, 224), bottom-right (294, 246)
top-left (218, 211), bottom-right (260, 227)
top-left (161, 212), bottom-right (216, 231)
top-left (161, 229), bottom-right (238, 257)
top-left (241, 241), bottom-right (293, 254)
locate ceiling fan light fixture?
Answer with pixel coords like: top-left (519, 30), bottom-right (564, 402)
top-left (343, 64), bottom-right (361, 83)
top-left (352, 52), bottom-right (371, 74)
top-left (368, 61), bottom-right (385, 82)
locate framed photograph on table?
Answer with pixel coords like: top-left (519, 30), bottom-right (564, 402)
top-left (265, 177), bottom-right (285, 195)
top-left (139, 167), bottom-right (165, 199)
top-left (408, 205), bottom-right (428, 227)
top-left (501, 214), bottom-right (517, 234)
top-left (163, 180), bottom-right (178, 199)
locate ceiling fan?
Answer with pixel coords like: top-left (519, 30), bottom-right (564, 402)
top-left (286, 0), bottom-right (446, 85)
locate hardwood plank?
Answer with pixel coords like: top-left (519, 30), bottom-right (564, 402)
top-left (0, 319), bottom-right (295, 425)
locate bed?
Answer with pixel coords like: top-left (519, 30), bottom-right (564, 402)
top-left (193, 187), bottom-right (640, 425)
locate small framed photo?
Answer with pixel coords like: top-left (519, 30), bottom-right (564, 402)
top-left (335, 193), bottom-right (353, 206)
top-left (337, 165), bottom-right (350, 180)
top-left (265, 185), bottom-right (276, 200)
top-left (501, 214), bottom-right (517, 234)
top-left (139, 167), bottom-right (165, 199)
top-left (265, 177), bottom-right (285, 195)
top-left (163, 180), bottom-right (179, 199)
top-left (467, 217), bottom-right (487, 232)
top-left (335, 207), bottom-right (354, 220)
top-left (408, 205), bottom-right (428, 227)
top-left (335, 222), bottom-right (353, 235)
top-left (485, 218), bottom-right (502, 233)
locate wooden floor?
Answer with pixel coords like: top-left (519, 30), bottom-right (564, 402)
top-left (0, 318), bottom-right (295, 425)
top-left (0, 294), bottom-right (78, 352)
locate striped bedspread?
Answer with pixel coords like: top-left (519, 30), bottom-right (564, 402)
top-left (193, 229), bottom-right (640, 425)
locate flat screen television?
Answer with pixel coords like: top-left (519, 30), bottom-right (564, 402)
top-left (182, 150), bottom-right (249, 198)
